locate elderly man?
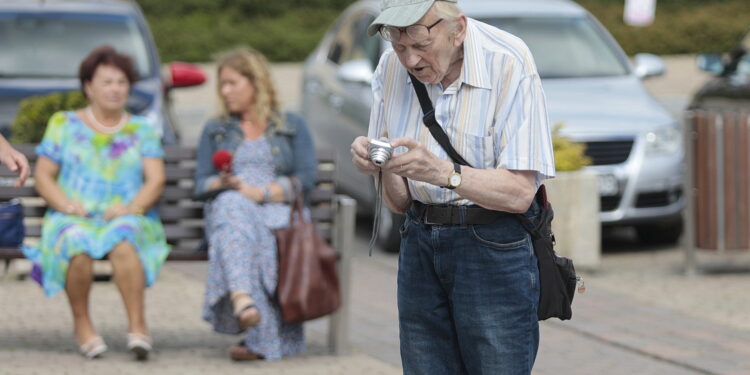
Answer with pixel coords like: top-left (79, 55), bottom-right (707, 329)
top-left (350, 0), bottom-right (555, 373)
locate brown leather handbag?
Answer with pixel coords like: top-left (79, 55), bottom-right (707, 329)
top-left (275, 190), bottom-right (341, 323)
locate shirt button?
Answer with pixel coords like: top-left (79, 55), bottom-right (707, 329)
top-left (272, 147), bottom-right (280, 154)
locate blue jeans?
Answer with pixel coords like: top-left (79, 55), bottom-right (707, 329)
top-left (397, 205), bottom-right (540, 375)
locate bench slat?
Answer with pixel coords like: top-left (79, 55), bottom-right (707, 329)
top-left (309, 188), bottom-right (334, 204)
top-left (0, 247), bottom-right (25, 259)
top-left (164, 224), bottom-right (204, 240)
top-left (0, 186), bottom-right (37, 199)
top-left (166, 250), bottom-right (208, 261)
top-left (163, 146), bottom-right (196, 161)
top-left (158, 206), bottom-right (204, 220)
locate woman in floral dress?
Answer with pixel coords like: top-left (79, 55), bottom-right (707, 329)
top-left (194, 47), bottom-right (317, 361)
top-left (23, 46), bottom-right (168, 360)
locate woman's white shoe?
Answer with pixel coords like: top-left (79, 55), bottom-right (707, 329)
top-left (127, 332), bottom-right (152, 360)
top-left (79, 336), bottom-right (108, 359)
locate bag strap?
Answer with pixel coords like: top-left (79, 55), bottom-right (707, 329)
top-left (409, 73), bottom-right (545, 240)
top-left (409, 74), bottom-right (472, 167)
top-left (287, 177), bottom-right (306, 224)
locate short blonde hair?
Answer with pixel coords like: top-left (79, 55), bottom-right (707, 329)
top-left (215, 47), bottom-right (282, 126)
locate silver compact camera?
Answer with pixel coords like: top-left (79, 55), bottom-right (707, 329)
top-left (368, 139), bottom-right (394, 166)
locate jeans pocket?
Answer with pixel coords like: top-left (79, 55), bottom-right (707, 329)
top-left (399, 216), bottom-right (412, 237)
top-left (470, 224), bottom-right (528, 250)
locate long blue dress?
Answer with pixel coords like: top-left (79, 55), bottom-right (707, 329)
top-left (202, 137), bottom-right (305, 360)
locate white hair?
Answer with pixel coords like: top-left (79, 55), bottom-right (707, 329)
top-left (433, 1), bottom-right (461, 33)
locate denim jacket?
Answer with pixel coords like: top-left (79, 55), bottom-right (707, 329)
top-left (194, 111), bottom-right (317, 200)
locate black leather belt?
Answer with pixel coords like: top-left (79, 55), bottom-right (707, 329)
top-left (411, 201), bottom-right (509, 225)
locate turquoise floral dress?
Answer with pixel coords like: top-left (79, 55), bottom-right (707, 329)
top-left (23, 111), bottom-right (170, 297)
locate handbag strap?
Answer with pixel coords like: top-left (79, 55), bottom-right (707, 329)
top-left (287, 177), bottom-right (306, 224)
top-left (408, 73), bottom-right (544, 240)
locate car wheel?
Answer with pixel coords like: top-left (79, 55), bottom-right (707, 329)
top-left (635, 218), bottom-right (683, 245)
top-left (376, 205), bottom-right (404, 253)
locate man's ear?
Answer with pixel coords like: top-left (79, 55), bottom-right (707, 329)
top-left (452, 14), bottom-right (468, 47)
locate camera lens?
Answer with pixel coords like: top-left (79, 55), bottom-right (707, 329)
top-left (369, 146), bottom-right (392, 166)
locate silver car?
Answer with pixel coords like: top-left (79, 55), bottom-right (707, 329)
top-left (301, 0), bottom-right (684, 251)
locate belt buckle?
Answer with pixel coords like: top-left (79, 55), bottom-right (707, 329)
top-left (422, 206), bottom-right (441, 225)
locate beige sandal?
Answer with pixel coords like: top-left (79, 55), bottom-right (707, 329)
top-left (236, 304), bottom-right (261, 330)
top-left (231, 292), bottom-right (261, 330)
top-left (79, 336), bottom-right (107, 359)
top-left (127, 332), bottom-right (152, 360)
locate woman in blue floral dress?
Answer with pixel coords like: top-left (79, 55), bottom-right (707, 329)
top-left (194, 47), bottom-right (317, 361)
top-left (23, 46), bottom-right (168, 360)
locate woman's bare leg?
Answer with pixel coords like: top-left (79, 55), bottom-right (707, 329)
top-left (65, 253), bottom-right (97, 345)
top-left (109, 241), bottom-right (148, 335)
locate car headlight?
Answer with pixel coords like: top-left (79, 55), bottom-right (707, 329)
top-left (645, 126), bottom-right (682, 155)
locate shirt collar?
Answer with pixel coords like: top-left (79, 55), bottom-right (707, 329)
top-left (458, 19), bottom-right (492, 90)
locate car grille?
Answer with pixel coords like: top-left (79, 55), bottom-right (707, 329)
top-left (583, 140), bottom-right (634, 165)
top-left (601, 196), bottom-right (621, 211)
top-left (635, 189), bottom-right (682, 208)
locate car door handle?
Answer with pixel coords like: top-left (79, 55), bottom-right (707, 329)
top-left (329, 94), bottom-right (344, 112)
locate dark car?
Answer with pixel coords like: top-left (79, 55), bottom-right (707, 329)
top-left (690, 30), bottom-right (750, 111)
top-left (0, 0), bottom-right (205, 144)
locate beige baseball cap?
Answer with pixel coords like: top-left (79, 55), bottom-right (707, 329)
top-left (367, 0), bottom-right (458, 37)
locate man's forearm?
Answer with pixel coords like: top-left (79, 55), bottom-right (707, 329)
top-left (377, 171), bottom-right (411, 214)
top-left (455, 167), bottom-right (537, 213)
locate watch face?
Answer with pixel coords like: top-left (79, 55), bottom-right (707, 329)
top-left (450, 174), bottom-right (462, 187)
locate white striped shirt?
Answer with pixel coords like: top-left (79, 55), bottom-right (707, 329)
top-left (367, 18), bottom-right (556, 205)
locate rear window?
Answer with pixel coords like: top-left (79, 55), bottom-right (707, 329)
top-left (0, 13), bottom-right (153, 79)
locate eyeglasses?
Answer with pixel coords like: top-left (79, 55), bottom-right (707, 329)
top-left (379, 18), bottom-right (444, 42)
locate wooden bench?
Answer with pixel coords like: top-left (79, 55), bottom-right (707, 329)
top-left (0, 144), bottom-right (356, 355)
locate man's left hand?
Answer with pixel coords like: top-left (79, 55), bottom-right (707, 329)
top-left (385, 137), bottom-right (453, 187)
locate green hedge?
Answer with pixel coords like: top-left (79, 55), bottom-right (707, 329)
top-left (577, 0), bottom-right (749, 54)
top-left (11, 91), bottom-right (87, 144)
top-left (137, 0), bottom-right (749, 62)
top-left (145, 8), bottom-right (342, 63)
top-left (137, 0), bottom-right (355, 62)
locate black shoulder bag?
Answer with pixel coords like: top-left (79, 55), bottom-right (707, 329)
top-left (409, 74), bottom-right (579, 321)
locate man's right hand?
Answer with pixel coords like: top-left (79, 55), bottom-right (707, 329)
top-left (351, 136), bottom-right (380, 176)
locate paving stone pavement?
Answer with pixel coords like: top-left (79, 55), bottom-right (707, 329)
top-left (0, 263), bottom-right (401, 375)
top-left (4, 232), bottom-right (749, 375)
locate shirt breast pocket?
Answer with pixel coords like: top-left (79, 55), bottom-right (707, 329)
top-left (452, 131), bottom-right (494, 169)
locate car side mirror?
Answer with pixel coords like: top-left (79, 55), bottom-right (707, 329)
top-left (166, 62), bottom-right (206, 89)
top-left (696, 53), bottom-right (725, 75)
top-left (633, 53), bottom-right (665, 79)
top-left (337, 59), bottom-right (373, 85)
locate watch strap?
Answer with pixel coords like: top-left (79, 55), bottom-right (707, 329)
top-left (441, 162), bottom-right (462, 189)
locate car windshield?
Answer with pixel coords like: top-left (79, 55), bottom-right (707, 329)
top-left (483, 16), bottom-right (629, 79)
top-left (0, 13), bottom-right (152, 79)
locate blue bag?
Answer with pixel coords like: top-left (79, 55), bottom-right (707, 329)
top-left (0, 199), bottom-right (24, 246)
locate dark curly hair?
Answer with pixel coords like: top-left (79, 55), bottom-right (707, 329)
top-left (78, 45), bottom-right (138, 98)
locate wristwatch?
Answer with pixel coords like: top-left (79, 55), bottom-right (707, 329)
top-left (443, 162), bottom-right (462, 190)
